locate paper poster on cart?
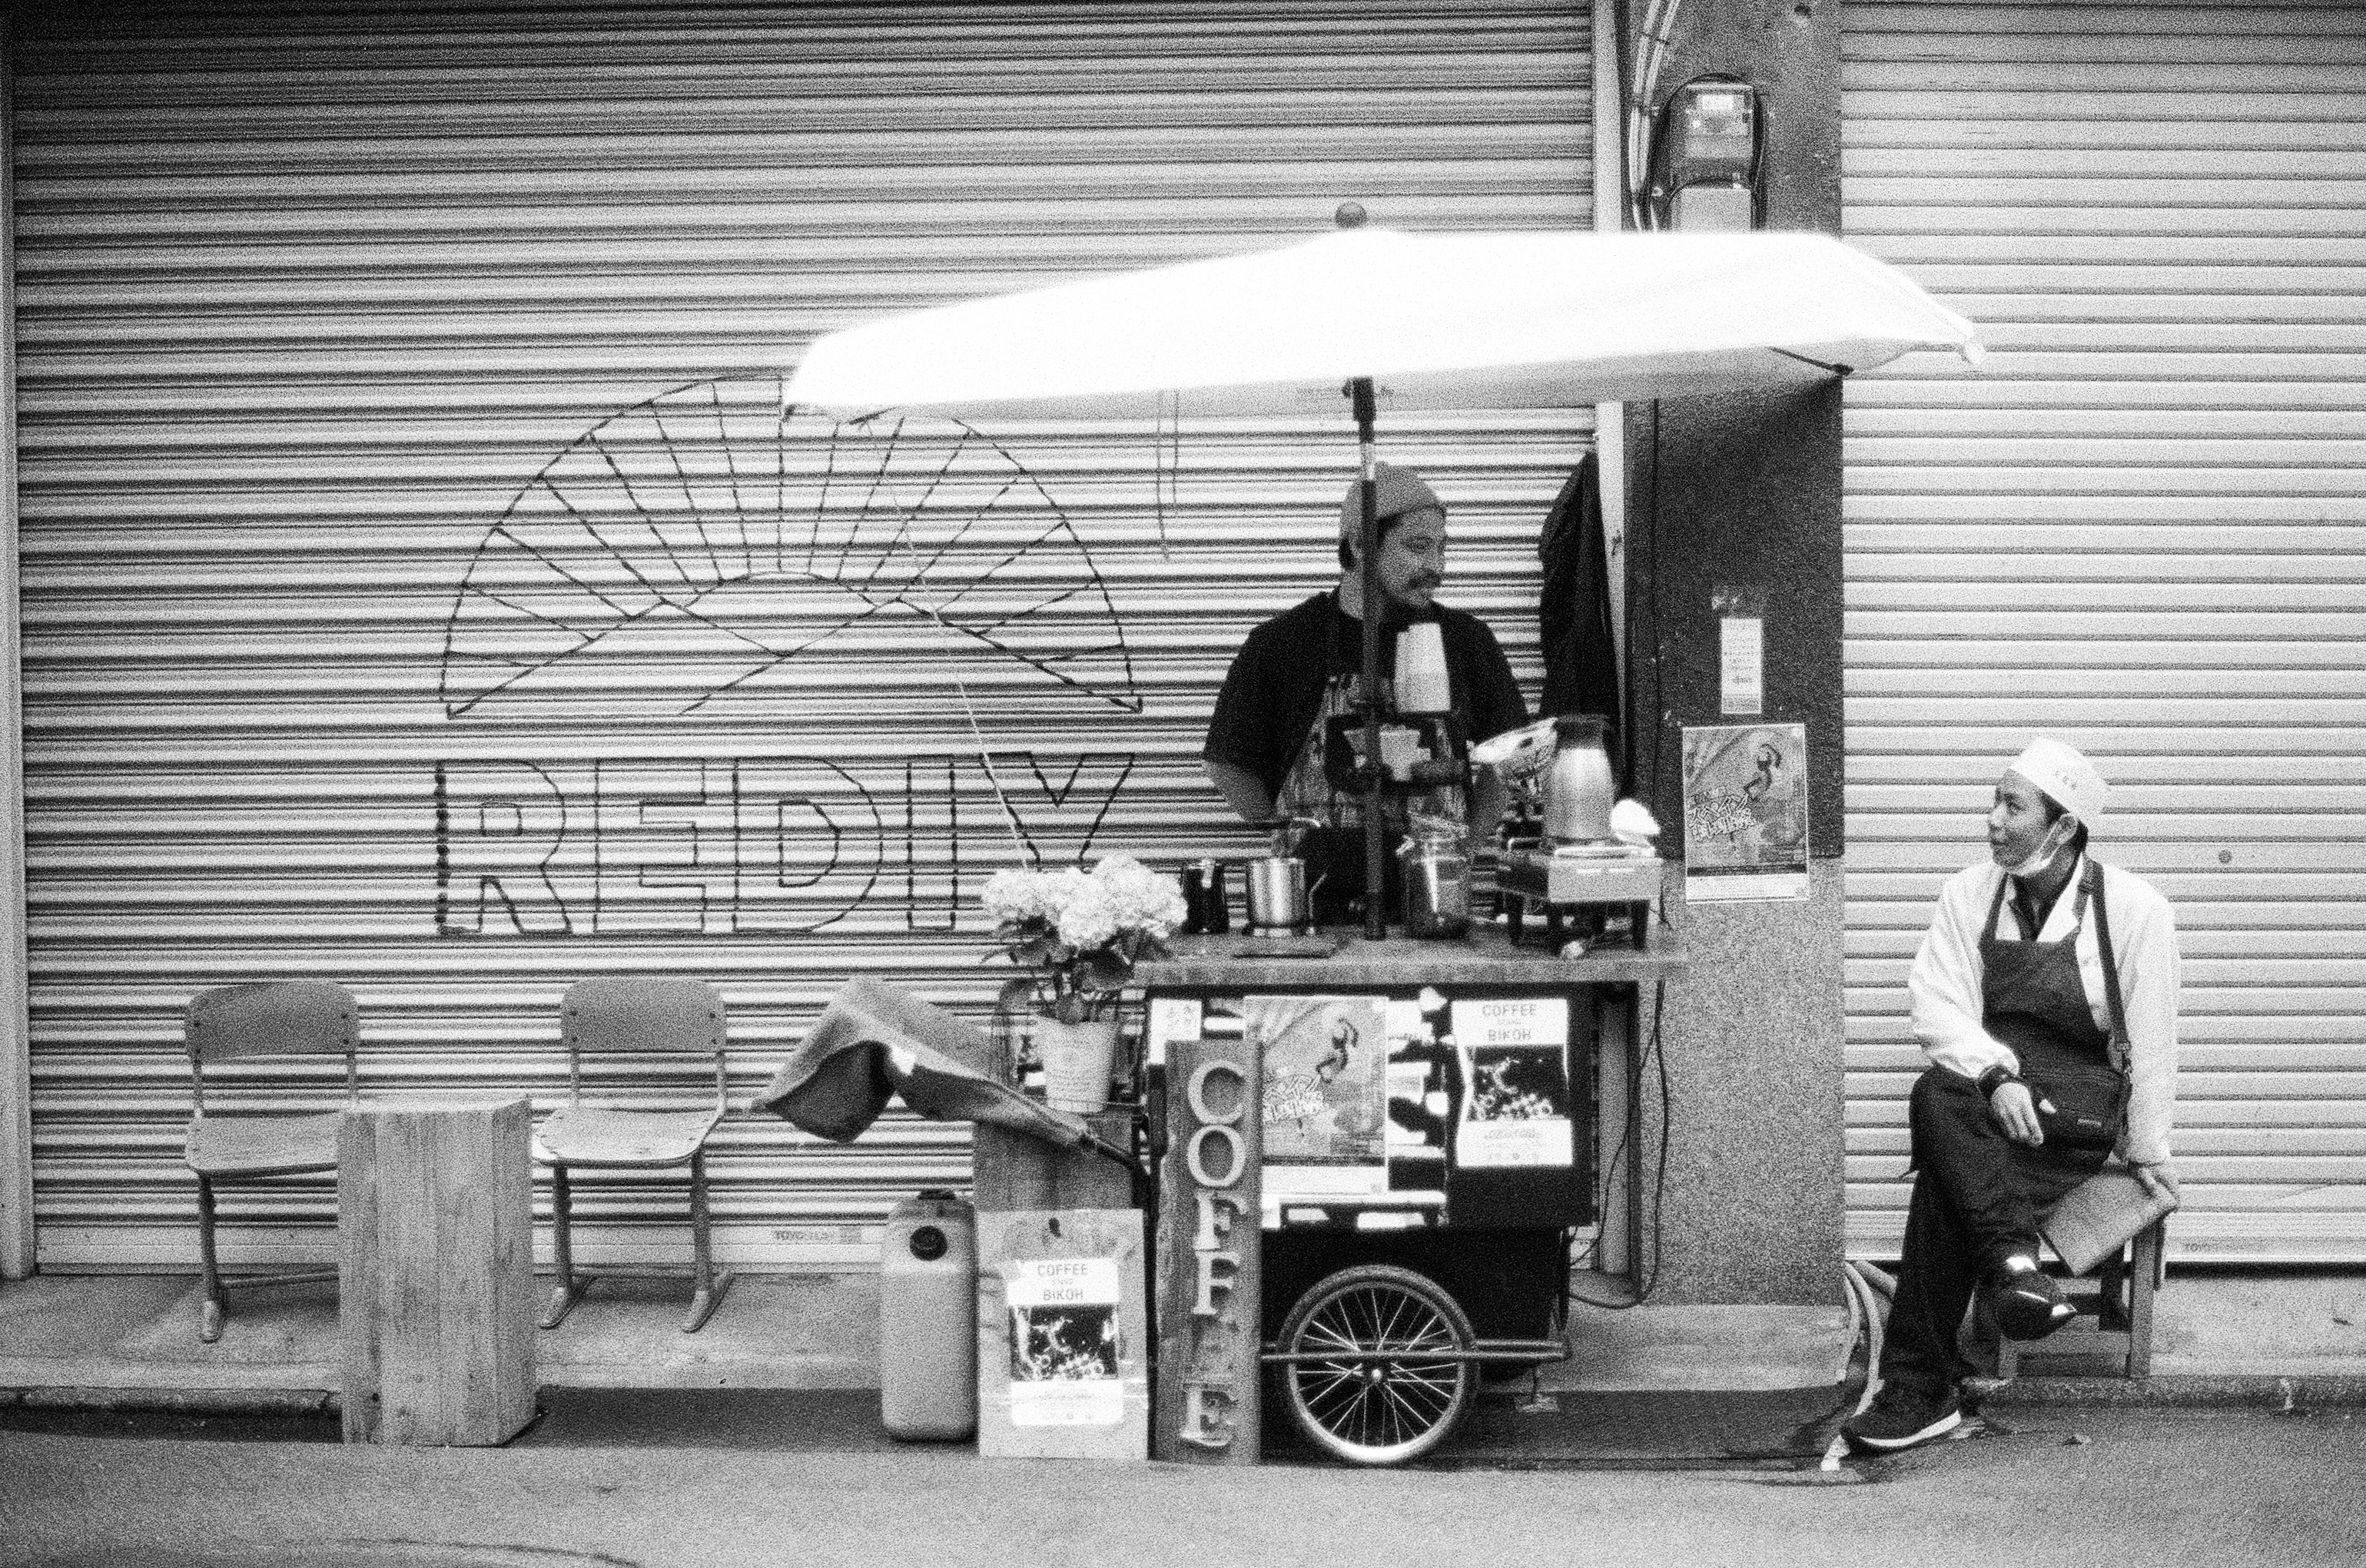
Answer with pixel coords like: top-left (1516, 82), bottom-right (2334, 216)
top-left (1681, 722), bottom-right (1811, 903)
top-left (1003, 1257), bottom-right (1124, 1427)
top-left (1451, 996), bottom-right (1574, 1169)
top-left (1455, 1042), bottom-right (1575, 1169)
top-left (1250, 995), bottom-right (1389, 1167)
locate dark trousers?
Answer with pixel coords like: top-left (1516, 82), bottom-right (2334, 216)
top-left (1878, 1068), bottom-right (2106, 1401)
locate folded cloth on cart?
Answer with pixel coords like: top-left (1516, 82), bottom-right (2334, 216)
top-left (752, 978), bottom-right (1134, 1167)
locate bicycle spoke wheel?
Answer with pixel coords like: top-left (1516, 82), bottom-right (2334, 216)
top-left (1277, 1263), bottom-right (1473, 1466)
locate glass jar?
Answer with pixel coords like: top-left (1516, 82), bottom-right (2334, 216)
top-left (1397, 817), bottom-right (1471, 940)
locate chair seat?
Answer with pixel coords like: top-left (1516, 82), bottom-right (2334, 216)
top-left (185, 1112), bottom-right (344, 1178)
top-left (535, 1106), bottom-right (722, 1169)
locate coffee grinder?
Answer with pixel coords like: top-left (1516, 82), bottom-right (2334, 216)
top-left (1483, 714), bottom-right (1662, 950)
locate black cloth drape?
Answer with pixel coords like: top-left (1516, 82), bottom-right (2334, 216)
top-left (1537, 451), bottom-right (1625, 774)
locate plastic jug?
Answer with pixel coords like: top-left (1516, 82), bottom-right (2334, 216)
top-left (879, 1188), bottom-right (978, 1440)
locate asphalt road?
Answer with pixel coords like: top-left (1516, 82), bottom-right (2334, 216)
top-left (3, 1405), bottom-right (2362, 1568)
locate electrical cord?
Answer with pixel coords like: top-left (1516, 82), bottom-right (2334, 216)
top-left (1624, 0), bottom-right (1686, 230)
top-left (1839, 1258), bottom-right (1891, 1417)
top-left (1820, 1258), bottom-right (1896, 1470)
top-left (1565, 975), bottom-right (1671, 1310)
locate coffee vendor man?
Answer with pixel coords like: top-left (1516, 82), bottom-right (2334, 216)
top-left (1203, 460), bottom-right (1529, 925)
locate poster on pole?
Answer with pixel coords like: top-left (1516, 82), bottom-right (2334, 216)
top-left (1681, 722), bottom-right (1810, 903)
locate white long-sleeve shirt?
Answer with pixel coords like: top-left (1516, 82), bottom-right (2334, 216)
top-left (1907, 854), bottom-right (2180, 1166)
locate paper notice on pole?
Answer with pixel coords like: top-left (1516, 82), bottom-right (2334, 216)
top-left (1004, 1258), bottom-right (1125, 1427)
top-left (1720, 615), bottom-right (1764, 716)
top-left (1714, 584), bottom-right (1767, 718)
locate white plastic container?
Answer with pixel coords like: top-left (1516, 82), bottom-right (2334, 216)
top-left (879, 1188), bottom-right (978, 1441)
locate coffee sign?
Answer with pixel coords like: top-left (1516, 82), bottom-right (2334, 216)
top-left (1153, 1036), bottom-right (1261, 1464)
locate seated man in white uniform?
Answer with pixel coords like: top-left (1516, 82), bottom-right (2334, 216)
top-left (1844, 738), bottom-right (2180, 1454)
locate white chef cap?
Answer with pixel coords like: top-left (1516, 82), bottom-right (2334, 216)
top-left (2008, 738), bottom-right (2106, 828)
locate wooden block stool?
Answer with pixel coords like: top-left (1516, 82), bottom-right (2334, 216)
top-left (1997, 1215), bottom-right (2168, 1380)
top-left (340, 1098), bottom-right (538, 1445)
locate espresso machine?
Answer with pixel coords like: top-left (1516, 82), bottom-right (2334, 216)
top-left (1483, 714), bottom-right (1662, 950)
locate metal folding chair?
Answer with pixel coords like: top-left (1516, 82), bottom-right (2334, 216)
top-left (536, 976), bottom-right (733, 1333)
top-left (181, 980), bottom-right (361, 1342)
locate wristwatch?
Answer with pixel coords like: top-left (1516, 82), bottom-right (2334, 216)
top-left (1976, 1065), bottom-right (2021, 1100)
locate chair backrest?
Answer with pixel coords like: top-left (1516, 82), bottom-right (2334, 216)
top-left (184, 980), bottom-right (361, 1112)
top-left (559, 976), bottom-right (728, 1112)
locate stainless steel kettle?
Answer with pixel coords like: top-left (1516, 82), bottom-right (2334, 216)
top-left (1541, 716), bottom-right (1617, 843)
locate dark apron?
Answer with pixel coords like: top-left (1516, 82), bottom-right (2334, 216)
top-left (1274, 603), bottom-right (1466, 926)
top-left (1971, 861), bottom-right (2121, 1201)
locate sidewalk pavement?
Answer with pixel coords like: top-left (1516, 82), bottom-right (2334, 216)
top-left (3, 1268), bottom-right (2362, 1461)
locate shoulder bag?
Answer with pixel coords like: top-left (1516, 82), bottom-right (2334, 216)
top-left (2025, 861), bottom-right (2131, 1152)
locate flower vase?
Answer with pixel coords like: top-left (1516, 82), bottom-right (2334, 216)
top-left (1034, 1014), bottom-right (1120, 1113)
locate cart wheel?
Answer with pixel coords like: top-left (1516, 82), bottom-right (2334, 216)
top-left (1277, 1263), bottom-right (1475, 1466)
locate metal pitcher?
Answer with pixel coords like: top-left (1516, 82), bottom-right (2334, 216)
top-left (1246, 817), bottom-right (1319, 933)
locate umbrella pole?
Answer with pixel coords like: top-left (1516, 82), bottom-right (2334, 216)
top-left (1351, 376), bottom-right (1387, 942)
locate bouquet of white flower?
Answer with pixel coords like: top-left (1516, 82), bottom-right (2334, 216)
top-left (983, 855), bottom-right (1187, 1024)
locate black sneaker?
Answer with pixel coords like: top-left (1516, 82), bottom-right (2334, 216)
top-left (1985, 1255), bottom-right (2076, 1341)
top-left (1843, 1384), bottom-right (1963, 1453)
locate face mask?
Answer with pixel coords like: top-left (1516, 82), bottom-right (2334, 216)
top-left (2000, 816), bottom-right (2076, 879)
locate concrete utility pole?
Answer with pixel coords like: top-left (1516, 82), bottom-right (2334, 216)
top-left (2, 20), bottom-right (36, 1282)
top-left (1611, 0), bottom-right (1849, 1314)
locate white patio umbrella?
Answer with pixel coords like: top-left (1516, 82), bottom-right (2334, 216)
top-left (785, 225), bottom-right (1979, 419)
top-left (780, 223), bottom-right (1983, 936)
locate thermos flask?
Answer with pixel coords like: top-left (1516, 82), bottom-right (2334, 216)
top-left (1542, 714), bottom-right (1618, 844)
top-left (879, 1188), bottom-right (977, 1440)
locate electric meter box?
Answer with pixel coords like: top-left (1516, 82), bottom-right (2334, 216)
top-left (880, 1188), bottom-right (979, 1441)
top-left (1648, 75), bottom-right (1762, 231)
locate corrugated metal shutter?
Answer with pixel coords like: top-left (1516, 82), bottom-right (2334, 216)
top-left (1843, 2), bottom-right (2366, 1262)
top-left (12, 2), bottom-right (1591, 1268)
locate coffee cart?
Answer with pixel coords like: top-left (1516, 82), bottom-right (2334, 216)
top-left (1137, 924), bottom-right (1684, 1466)
top-left (774, 221), bottom-right (1975, 1468)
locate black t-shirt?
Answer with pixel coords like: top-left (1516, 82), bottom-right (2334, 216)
top-left (1203, 591), bottom-right (1531, 801)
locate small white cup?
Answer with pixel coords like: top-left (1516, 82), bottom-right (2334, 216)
top-left (1393, 623), bottom-right (1451, 714)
